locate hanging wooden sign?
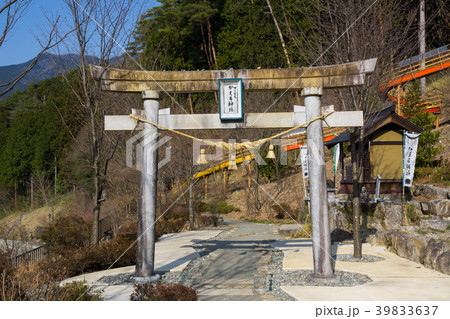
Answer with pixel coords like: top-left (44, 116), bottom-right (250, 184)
top-left (219, 78), bottom-right (243, 121)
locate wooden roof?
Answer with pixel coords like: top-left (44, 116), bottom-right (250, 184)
top-left (325, 104), bottom-right (423, 147)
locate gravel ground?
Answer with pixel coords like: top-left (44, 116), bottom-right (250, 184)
top-left (334, 254), bottom-right (385, 263)
top-left (98, 247), bottom-right (376, 301)
top-left (97, 219), bottom-right (381, 301)
top-left (260, 248), bottom-right (375, 301)
top-left (161, 254), bottom-right (212, 285)
top-left (99, 273), bottom-right (134, 285)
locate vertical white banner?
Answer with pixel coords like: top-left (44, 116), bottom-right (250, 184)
top-left (334, 142), bottom-right (340, 176)
top-left (403, 131), bottom-right (420, 187)
top-left (300, 146), bottom-right (309, 179)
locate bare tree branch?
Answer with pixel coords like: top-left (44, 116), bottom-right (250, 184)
top-left (0, 2), bottom-right (67, 96)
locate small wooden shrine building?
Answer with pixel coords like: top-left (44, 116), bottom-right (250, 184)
top-left (326, 104), bottom-right (422, 195)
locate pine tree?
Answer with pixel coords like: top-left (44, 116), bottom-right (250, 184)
top-left (216, 0), bottom-right (287, 69)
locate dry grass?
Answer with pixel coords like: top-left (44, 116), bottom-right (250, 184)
top-left (0, 193), bottom-right (73, 239)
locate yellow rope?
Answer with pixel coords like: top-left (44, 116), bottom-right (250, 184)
top-left (129, 110), bottom-right (335, 152)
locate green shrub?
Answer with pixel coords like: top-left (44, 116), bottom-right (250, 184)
top-left (415, 167), bottom-right (434, 180)
top-left (130, 283), bottom-right (197, 301)
top-left (402, 81), bottom-right (442, 167)
top-left (58, 280), bottom-right (103, 301)
top-left (416, 165), bottom-right (450, 185)
top-left (406, 204), bottom-right (420, 225)
top-left (430, 228), bottom-right (445, 233)
top-left (197, 201), bottom-right (209, 213)
top-left (207, 201), bottom-right (239, 214)
top-left (432, 165), bottom-right (450, 185)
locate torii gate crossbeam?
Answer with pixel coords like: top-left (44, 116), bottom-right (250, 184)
top-left (91, 59), bottom-right (376, 93)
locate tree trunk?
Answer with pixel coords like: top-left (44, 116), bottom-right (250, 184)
top-left (255, 164), bottom-right (259, 206)
top-left (200, 23), bottom-right (213, 70)
top-left (206, 17), bottom-right (217, 68)
top-left (350, 130), bottom-right (362, 258)
top-left (30, 177), bottom-right (33, 209)
top-left (54, 160), bottom-right (57, 196)
top-left (89, 97), bottom-right (101, 246)
top-left (266, 0), bottom-right (300, 104)
top-left (188, 94), bottom-right (194, 114)
top-left (223, 169), bottom-right (227, 193)
top-left (266, 0), bottom-right (290, 66)
top-left (189, 179), bottom-right (194, 230)
top-left (91, 205), bottom-right (100, 245)
top-left (91, 159), bottom-right (101, 245)
top-left (274, 158), bottom-right (280, 181)
top-left (14, 182), bottom-right (17, 208)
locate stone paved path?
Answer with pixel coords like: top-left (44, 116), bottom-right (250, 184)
top-left (186, 217), bottom-right (284, 301)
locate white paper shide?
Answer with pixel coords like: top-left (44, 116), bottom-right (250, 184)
top-left (300, 146), bottom-right (309, 179)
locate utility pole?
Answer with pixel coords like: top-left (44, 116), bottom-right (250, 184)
top-left (419, 0), bottom-right (426, 93)
top-left (54, 156), bottom-right (57, 195)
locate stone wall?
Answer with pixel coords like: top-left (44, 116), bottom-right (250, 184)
top-left (374, 200), bottom-right (450, 223)
top-left (412, 184), bottom-right (450, 199)
top-left (329, 191), bottom-right (449, 275)
top-left (371, 230), bottom-right (450, 275)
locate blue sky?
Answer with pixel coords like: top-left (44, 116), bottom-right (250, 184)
top-left (0, 0), bottom-right (157, 66)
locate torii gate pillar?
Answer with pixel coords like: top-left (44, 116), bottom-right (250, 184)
top-left (135, 90), bottom-right (160, 280)
top-left (303, 87), bottom-right (334, 278)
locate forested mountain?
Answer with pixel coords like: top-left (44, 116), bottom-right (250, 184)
top-left (0, 73), bottom-right (82, 190)
top-left (0, 54), bottom-right (98, 99)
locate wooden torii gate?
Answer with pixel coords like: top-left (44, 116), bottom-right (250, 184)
top-left (91, 58), bottom-right (377, 281)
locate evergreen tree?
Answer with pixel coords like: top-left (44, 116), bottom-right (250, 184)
top-left (128, 0), bottom-right (224, 71)
top-left (216, 0), bottom-right (287, 69)
top-left (0, 76), bottom-right (79, 191)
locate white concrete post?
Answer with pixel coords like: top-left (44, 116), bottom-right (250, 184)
top-left (303, 87), bottom-right (334, 278)
top-left (419, 0), bottom-right (426, 93)
top-left (135, 90), bottom-right (159, 280)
